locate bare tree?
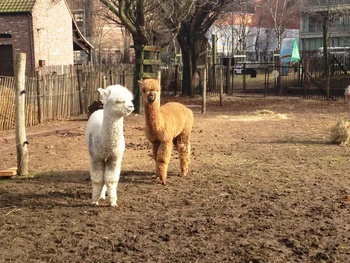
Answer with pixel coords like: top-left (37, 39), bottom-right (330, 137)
top-left (258, 0), bottom-right (300, 51)
top-left (176, 0), bottom-right (236, 95)
top-left (214, 9), bottom-right (255, 56)
top-left (98, 0), bottom-right (193, 112)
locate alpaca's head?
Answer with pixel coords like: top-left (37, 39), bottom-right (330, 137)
top-left (98, 85), bottom-right (134, 116)
top-left (138, 79), bottom-right (160, 104)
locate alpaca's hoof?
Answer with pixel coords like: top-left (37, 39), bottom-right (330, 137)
top-left (161, 181), bottom-right (166, 186)
top-left (181, 169), bottom-right (189, 177)
top-left (110, 203), bottom-right (118, 207)
top-left (92, 201), bottom-right (99, 206)
top-left (109, 197), bottom-right (118, 207)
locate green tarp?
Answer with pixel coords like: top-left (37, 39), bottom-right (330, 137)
top-left (280, 38), bottom-right (300, 63)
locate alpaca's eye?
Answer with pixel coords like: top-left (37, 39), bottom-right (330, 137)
top-left (116, 101), bottom-right (125, 104)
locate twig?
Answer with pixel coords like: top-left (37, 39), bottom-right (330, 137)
top-left (6, 207), bottom-right (22, 216)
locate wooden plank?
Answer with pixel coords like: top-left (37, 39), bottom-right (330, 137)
top-left (143, 45), bottom-right (162, 52)
top-left (131, 45), bottom-right (162, 52)
top-left (143, 59), bottom-right (162, 65)
top-left (0, 167), bottom-right (17, 177)
top-left (143, 72), bottom-right (158, 79)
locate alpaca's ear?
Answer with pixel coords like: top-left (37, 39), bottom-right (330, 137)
top-left (137, 80), bottom-right (143, 86)
top-left (98, 87), bottom-right (111, 104)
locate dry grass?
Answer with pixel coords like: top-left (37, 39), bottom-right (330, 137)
top-left (218, 109), bottom-right (288, 122)
top-left (330, 119), bottom-right (350, 145)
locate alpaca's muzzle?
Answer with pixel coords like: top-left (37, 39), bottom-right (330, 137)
top-left (147, 92), bottom-right (156, 103)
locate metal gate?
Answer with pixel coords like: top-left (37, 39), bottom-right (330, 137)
top-left (225, 62), bottom-right (303, 96)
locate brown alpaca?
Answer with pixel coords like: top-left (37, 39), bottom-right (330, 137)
top-left (138, 78), bottom-right (194, 185)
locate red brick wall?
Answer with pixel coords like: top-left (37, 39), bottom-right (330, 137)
top-left (0, 0), bottom-right (74, 76)
top-left (0, 13), bottom-right (35, 76)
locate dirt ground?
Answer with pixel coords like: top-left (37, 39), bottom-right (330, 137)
top-left (1, 94), bottom-right (350, 263)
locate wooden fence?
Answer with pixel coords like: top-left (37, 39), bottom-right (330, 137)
top-left (0, 64), bottom-right (135, 131)
top-left (0, 77), bottom-right (16, 131)
top-left (1, 59), bottom-right (349, 131)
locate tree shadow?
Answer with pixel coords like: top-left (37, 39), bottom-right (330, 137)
top-left (24, 169), bottom-right (158, 184)
top-left (0, 169), bottom-right (162, 209)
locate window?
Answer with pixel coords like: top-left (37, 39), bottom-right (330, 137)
top-left (309, 16), bottom-right (322, 33)
top-left (73, 10), bottom-right (84, 23)
top-left (0, 33), bottom-right (12, 38)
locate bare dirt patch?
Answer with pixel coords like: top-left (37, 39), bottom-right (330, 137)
top-left (1, 95), bottom-right (350, 262)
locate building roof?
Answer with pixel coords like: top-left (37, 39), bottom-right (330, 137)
top-left (0, 0), bottom-right (36, 13)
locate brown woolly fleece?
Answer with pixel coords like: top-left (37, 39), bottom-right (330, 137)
top-left (138, 78), bottom-right (194, 185)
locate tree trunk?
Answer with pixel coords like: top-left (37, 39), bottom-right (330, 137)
top-left (133, 47), bottom-right (143, 113)
top-left (178, 30), bottom-right (209, 96)
top-left (177, 32), bottom-right (192, 96)
top-left (181, 46), bottom-right (192, 96)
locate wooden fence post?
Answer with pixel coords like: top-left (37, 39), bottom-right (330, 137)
top-left (15, 53), bottom-right (28, 176)
top-left (211, 34), bottom-right (217, 92)
top-left (243, 63), bottom-right (247, 90)
top-left (219, 65), bottom-right (223, 106)
top-left (201, 66), bottom-right (206, 114)
top-left (277, 58), bottom-right (282, 93)
top-left (225, 58), bottom-right (231, 94)
top-left (102, 75), bottom-right (107, 89)
top-left (303, 59), bottom-right (310, 98)
top-left (77, 68), bottom-right (84, 114)
top-left (36, 69), bottom-right (44, 123)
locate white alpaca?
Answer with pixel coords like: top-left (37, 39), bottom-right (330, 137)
top-left (345, 85), bottom-right (350, 117)
top-left (85, 84), bottom-right (134, 206)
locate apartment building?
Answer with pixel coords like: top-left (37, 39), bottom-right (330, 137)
top-left (300, 0), bottom-right (350, 56)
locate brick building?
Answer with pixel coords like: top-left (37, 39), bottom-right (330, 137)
top-left (66, 0), bottom-right (131, 64)
top-left (0, 0), bottom-right (93, 76)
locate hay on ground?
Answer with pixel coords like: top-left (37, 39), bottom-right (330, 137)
top-left (219, 110), bottom-right (288, 121)
top-left (330, 120), bottom-right (350, 145)
top-left (219, 110), bottom-right (288, 122)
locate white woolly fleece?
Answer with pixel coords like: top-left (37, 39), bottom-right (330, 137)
top-left (85, 84), bottom-right (134, 206)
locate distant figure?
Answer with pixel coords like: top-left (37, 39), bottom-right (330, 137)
top-left (87, 100), bottom-right (103, 119)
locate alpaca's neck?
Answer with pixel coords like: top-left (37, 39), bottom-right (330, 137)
top-left (101, 110), bottom-right (124, 143)
top-left (144, 102), bottom-right (164, 131)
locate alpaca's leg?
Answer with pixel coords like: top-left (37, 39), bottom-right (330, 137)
top-left (156, 142), bottom-right (173, 185)
top-left (104, 156), bottom-right (122, 206)
top-left (152, 140), bottom-right (160, 160)
top-left (100, 185), bottom-right (107, 200)
top-left (176, 135), bottom-right (191, 177)
top-left (90, 159), bottom-right (105, 205)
